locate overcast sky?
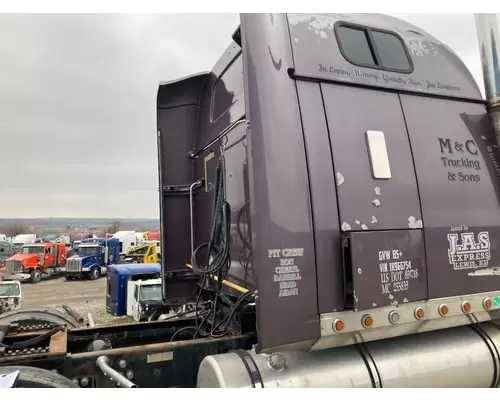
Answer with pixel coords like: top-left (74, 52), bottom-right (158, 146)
top-left (0, 13), bottom-right (489, 218)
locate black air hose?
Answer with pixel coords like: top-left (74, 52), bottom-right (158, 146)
top-left (7, 325), bottom-right (64, 349)
top-left (188, 155), bottom-right (237, 337)
top-left (190, 156), bottom-right (231, 278)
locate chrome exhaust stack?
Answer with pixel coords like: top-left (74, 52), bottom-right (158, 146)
top-left (475, 13), bottom-right (500, 144)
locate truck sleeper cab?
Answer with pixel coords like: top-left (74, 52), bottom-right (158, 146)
top-left (112, 231), bottom-right (138, 259)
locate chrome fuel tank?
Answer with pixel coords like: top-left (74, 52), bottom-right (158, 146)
top-left (197, 321), bottom-right (500, 388)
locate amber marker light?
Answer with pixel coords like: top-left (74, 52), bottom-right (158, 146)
top-left (483, 298), bottom-right (493, 310)
top-left (438, 304), bottom-right (449, 316)
top-left (362, 314), bottom-right (373, 328)
top-left (333, 319), bottom-right (345, 332)
top-left (414, 307), bottom-right (425, 320)
top-left (461, 301), bottom-right (472, 313)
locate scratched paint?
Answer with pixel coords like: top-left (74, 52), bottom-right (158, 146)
top-left (336, 172), bottom-right (344, 186)
top-left (341, 222), bottom-right (351, 231)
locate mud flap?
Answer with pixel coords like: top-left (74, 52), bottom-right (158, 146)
top-left (342, 230), bottom-right (428, 311)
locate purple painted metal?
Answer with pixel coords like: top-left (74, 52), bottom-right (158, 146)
top-left (156, 13), bottom-right (500, 352)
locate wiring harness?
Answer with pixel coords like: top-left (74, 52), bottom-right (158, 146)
top-left (171, 154), bottom-right (255, 342)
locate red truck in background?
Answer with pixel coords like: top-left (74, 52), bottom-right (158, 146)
top-left (146, 232), bottom-right (160, 241)
top-left (0, 242), bottom-right (66, 284)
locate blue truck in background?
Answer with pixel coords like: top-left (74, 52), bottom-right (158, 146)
top-left (65, 237), bottom-right (120, 280)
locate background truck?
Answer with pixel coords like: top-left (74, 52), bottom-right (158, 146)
top-left (105, 263), bottom-right (162, 316)
top-left (146, 231), bottom-right (160, 241)
top-left (122, 242), bottom-right (160, 264)
top-left (0, 241), bottom-right (15, 269)
top-left (0, 280), bottom-right (22, 315)
top-left (0, 242), bottom-right (66, 283)
top-left (2, 12), bottom-right (500, 389)
top-left (126, 278), bottom-right (171, 322)
top-left (112, 231), bottom-right (138, 258)
top-left (65, 238), bottom-right (120, 280)
top-left (11, 234), bottom-right (36, 248)
top-left (135, 232), bottom-right (147, 246)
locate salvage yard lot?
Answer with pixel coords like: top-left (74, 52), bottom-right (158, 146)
top-left (21, 276), bottom-right (132, 326)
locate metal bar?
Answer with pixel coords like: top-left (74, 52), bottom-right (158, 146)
top-left (189, 180), bottom-right (203, 255)
top-left (96, 356), bottom-right (138, 388)
top-left (475, 14), bottom-right (500, 104)
top-left (185, 263), bottom-right (250, 294)
top-left (87, 312), bottom-right (95, 328)
top-left (474, 13), bottom-right (500, 146)
top-left (188, 119), bottom-right (247, 159)
top-left (62, 304), bottom-right (84, 324)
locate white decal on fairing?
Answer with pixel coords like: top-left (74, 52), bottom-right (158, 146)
top-left (447, 231), bottom-right (491, 270)
top-left (269, 248), bottom-right (305, 298)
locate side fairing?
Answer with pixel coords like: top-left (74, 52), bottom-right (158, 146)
top-left (241, 13), bottom-right (321, 352)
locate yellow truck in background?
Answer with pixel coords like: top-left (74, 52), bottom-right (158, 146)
top-left (122, 241), bottom-right (160, 264)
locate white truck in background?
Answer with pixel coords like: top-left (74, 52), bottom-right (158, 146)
top-left (112, 231), bottom-right (138, 259)
top-left (11, 234), bottom-right (36, 248)
top-left (0, 280), bottom-right (22, 314)
top-left (127, 278), bottom-right (165, 322)
top-left (56, 234), bottom-right (71, 246)
top-left (135, 232), bottom-right (146, 247)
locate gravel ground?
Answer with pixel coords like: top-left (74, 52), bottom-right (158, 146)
top-left (20, 276), bottom-right (133, 326)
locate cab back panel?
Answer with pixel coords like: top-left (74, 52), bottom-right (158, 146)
top-left (296, 79), bottom-right (428, 312)
top-left (321, 83), bottom-right (422, 231)
top-left (400, 95), bottom-right (500, 298)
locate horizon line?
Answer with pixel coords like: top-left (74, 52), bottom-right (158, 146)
top-left (0, 217), bottom-right (160, 220)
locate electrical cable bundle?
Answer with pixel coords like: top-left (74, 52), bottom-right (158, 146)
top-left (170, 154), bottom-right (255, 342)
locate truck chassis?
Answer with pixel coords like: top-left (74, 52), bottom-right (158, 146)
top-left (0, 309), bottom-right (254, 388)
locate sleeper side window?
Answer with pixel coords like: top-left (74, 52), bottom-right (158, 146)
top-left (371, 30), bottom-right (411, 71)
top-left (335, 23), bottom-right (413, 73)
top-left (336, 26), bottom-right (375, 66)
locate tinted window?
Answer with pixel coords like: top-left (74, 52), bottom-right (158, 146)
top-left (372, 30), bottom-right (410, 70)
top-left (337, 26), bottom-right (375, 66)
top-left (336, 24), bottom-right (412, 72)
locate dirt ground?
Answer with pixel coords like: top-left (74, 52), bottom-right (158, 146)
top-left (20, 276), bottom-right (133, 326)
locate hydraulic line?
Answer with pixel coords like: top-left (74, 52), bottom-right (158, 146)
top-left (185, 263), bottom-right (250, 294)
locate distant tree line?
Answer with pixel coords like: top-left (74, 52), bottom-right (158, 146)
top-left (0, 219), bottom-right (159, 239)
top-left (1, 222), bottom-right (29, 237)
